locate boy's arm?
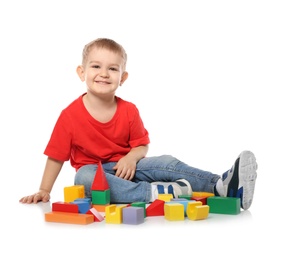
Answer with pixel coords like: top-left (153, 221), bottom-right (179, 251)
top-left (113, 145), bottom-right (149, 180)
top-left (19, 157), bottom-right (64, 204)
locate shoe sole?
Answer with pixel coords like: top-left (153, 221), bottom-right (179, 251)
top-left (227, 151), bottom-right (258, 210)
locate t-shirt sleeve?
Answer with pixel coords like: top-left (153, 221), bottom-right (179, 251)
top-left (128, 104), bottom-right (150, 148)
top-left (43, 110), bottom-right (73, 161)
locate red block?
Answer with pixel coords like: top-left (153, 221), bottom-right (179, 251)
top-left (190, 196), bottom-right (208, 205)
top-left (52, 201), bottom-right (79, 213)
top-left (146, 199), bottom-right (165, 217)
top-left (91, 161), bottom-right (109, 191)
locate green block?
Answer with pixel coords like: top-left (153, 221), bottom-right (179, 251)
top-left (178, 195), bottom-right (192, 200)
top-left (92, 189), bottom-right (110, 205)
top-left (131, 202), bottom-right (146, 217)
top-left (207, 196), bottom-right (240, 215)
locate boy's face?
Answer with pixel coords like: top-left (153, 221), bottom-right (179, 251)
top-left (77, 47), bottom-right (128, 97)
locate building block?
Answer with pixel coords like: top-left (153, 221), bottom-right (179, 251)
top-left (207, 196), bottom-right (240, 215)
top-left (71, 200), bottom-right (91, 214)
top-left (123, 207), bottom-right (144, 225)
top-left (192, 192), bottom-right (215, 198)
top-left (105, 204), bottom-right (127, 224)
top-left (190, 191), bottom-right (214, 205)
top-left (52, 201), bottom-right (79, 213)
top-left (186, 201), bottom-right (209, 220)
top-left (131, 202), bottom-right (146, 217)
top-left (91, 161), bottom-right (109, 191)
top-left (146, 199), bottom-right (165, 217)
top-left (74, 198), bottom-right (92, 205)
top-left (92, 204), bottom-right (110, 212)
top-left (178, 195), bottom-right (192, 200)
top-left (64, 185), bottom-right (85, 203)
top-left (158, 194), bottom-right (173, 202)
top-left (87, 207), bottom-right (104, 222)
top-left (91, 189), bottom-right (110, 205)
top-left (45, 212), bottom-right (94, 225)
top-left (190, 196), bottom-right (208, 205)
top-left (164, 203), bottom-right (185, 221)
top-left (167, 199), bottom-right (195, 216)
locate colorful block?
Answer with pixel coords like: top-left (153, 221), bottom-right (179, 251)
top-left (91, 189), bottom-right (110, 205)
top-left (45, 212), bottom-right (94, 225)
top-left (146, 199), bottom-right (165, 217)
top-left (167, 199), bottom-right (195, 216)
top-left (131, 202), bottom-right (146, 217)
top-left (52, 201), bottom-right (79, 213)
top-left (186, 201), bottom-right (209, 220)
top-left (123, 207), bottom-right (144, 225)
top-left (92, 204), bottom-right (110, 212)
top-left (64, 185), bottom-right (85, 203)
top-left (207, 196), bottom-right (240, 215)
top-left (192, 192), bottom-right (215, 198)
top-left (178, 195), bottom-right (192, 200)
top-left (71, 200), bottom-right (91, 214)
top-left (105, 204), bottom-right (127, 224)
top-left (87, 207), bottom-right (104, 222)
top-left (158, 194), bottom-right (173, 202)
top-left (164, 203), bottom-right (184, 221)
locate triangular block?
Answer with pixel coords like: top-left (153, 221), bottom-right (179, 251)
top-left (87, 207), bottom-right (104, 222)
top-left (146, 199), bottom-right (165, 217)
top-left (91, 161), bottom-right (109, 191)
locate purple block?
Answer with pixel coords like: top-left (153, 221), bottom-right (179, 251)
top-left (123, 207), bottom-right (144, 225)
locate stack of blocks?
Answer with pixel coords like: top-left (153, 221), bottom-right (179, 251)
top-left (91, 161), bottom-right (111, 212)
top-left (45, 194), bottom-right (104, 224)
top-left (44, 164), bottom-right (241, 225)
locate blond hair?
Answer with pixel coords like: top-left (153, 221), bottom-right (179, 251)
top-left (81, 38), bottom-right (127, 70)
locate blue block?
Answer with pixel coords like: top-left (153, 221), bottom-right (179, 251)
top-left (71, 200), bottom-right (91, 214)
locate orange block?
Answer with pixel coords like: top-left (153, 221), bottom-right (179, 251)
top-left (92, 204), bottom-right (110, 212)
top-left (45, 212), bottom-right (94, 225)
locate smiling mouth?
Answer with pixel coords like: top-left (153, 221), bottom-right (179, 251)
top-left (96, 81), bottom-right (110, 84)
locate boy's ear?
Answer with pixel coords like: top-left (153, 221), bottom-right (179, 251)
top-left (120, 71), bottom-right (128, 86)
top-left (76, 65), bottom-right (85, 82)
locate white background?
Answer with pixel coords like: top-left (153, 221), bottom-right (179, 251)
top-left (1, 0), bottom-right (284, 259)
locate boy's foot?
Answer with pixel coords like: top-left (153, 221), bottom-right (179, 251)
top-left (222, 150), bottom-right (258, 210)
top-left (151, 179), bottom-right (192, 201)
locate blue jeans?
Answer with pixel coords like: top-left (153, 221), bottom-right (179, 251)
top-left (74, 155), bottom-right (221, 203)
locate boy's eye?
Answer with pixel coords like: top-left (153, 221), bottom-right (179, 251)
top-left (92, 65), bottom-right (100, 69)
top-left (109, 67), bottom-right (118, 71)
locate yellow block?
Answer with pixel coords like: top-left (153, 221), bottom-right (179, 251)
top-left (187, 201), bottom-right (209, 220)
top-left (158, 194), bottom-right (173, 202)
top-left (192, 192), bottom-right (215, 198)
top-left (64, 185), bottom-right (85, 203)
top-left (164, 203), bottom-right (184, 221)
top-left (105, 204), bottom-right (127, 224)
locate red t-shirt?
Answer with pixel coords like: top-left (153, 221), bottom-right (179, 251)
top-left (44, 94), bottom-right (150, 171)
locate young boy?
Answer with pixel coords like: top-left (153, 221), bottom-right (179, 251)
top-left (19, 38), bottom-right (258, 210)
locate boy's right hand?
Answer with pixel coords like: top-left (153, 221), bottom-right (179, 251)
top-left (19, 190), bottom-right (50, 204)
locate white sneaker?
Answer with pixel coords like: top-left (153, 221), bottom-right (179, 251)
top-left (222, 150), bottom-right (258, 210)
top-left (151, 179), bottom-right (192, 199)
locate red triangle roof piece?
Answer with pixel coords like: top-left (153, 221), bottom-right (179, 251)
top-left (91, 161), bottom-right (109, 191)
top-left (146, 199), bottom-right (165, 216)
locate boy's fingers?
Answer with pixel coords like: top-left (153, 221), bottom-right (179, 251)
top-left (42, 193), bottom-right (50, 202)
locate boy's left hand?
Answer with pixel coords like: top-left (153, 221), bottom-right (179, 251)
top-left (113, 157), bottom-right (136, 180)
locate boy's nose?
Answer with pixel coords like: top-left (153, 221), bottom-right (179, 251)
top-left (99, 69), bottom-right (109, 77)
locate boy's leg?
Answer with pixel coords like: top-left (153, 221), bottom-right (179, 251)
top-left (74, 163), bottom-right (151, 203)
top-left (134, 155), bottom-right (221, 198)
